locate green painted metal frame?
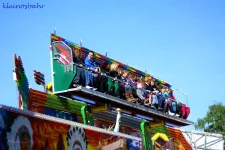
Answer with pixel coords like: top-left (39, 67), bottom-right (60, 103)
top-left (81, 105), bottom-right (94, 126)
top-left (81, 106), bottom-right (88, 125)
top-left (51, 42), bottom-right (76, 93)
top-left (140, 120), bottom-right (153, 150)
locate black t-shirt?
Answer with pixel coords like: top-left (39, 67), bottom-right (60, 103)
top-left (109, 71), bottom-right (121, 79)
top-left (145, 83), bottom-right (157, 92)
top-left (73, 55), bottom-right (83, 65)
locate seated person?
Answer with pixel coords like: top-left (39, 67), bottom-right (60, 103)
top-left (109, 63), bottom-right (121, 79)
top-left (127, 73), bottom-right (137, 87)
top-left (137, 77), bottom-right (145, 89)
top-left (168, 88), bottom-right (176, 100)
top-left (136, 77), bottom-right (147, 104)
top-left (84, 51), bottom-right (100, 89)
top-left (97, 63), bottom-right (110, 93)
top-left (157, 87), bottom-right (168, 110)
top-left (71, 48), bottom-right (85, 87)
top-left (144, 76), bottom-right (159, 108)
top-left (127, 74), bottom-right (139, 98)
top-left (120, 70), bottom-right (137, 102)
top-left (165, 87), bottom-right (177, 114)
top-left (159, 87), bottom-right (175, 113)
top-left (163, 88), bottom-right (169, 98)
top-left (107, 63), bottom-right (123, 97)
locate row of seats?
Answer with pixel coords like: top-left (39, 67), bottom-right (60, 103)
top-left (69, 47), bottom-right (190, 119)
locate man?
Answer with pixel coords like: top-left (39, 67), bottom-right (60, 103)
top-left (72, 48), bottom-right (85, 87)
top-left (84, 51), bottom-right (99, 89)
top-left (84, 51), bottom-right (100, 73)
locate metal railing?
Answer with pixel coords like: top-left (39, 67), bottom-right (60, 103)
top-left (172, 88), bottom-right (188, 106)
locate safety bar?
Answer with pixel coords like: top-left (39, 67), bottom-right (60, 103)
top-left (172, 88), bottom-right (188, 106)
top-left (66, 63), bottom-right (186, 106)
top-left (54, 58), bottom-right (188, 108)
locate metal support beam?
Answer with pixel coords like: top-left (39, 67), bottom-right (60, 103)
top-left (197, 138), bottom-right (223, 149)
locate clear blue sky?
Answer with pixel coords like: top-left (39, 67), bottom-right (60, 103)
top-left (0, 0), bottom-right (225, 130)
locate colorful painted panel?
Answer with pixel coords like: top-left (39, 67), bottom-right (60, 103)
top-left (149, 126), bottom-right (192, 150)
top-left (14, 54), bottom-right (29, 109)
top-left (29, 88), bottom-right (87, 114)
top-left (0, 108), bottom-right (141, 150)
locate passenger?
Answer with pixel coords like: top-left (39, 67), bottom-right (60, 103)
top-left (127, 74), bottom-right (137, 87)
top-left (167, 88), bottom-right (178, 114)
top-left (98, 63), bottom-right (110, 93)
top-left (112, 67), bottom-right (126, 99)
top-left (137, 77), bottom-right (145, 89)
top-left (168, 88), bottom-right (176, 100)
top-left (84, 51), bottom-right (100, 73)
top-left (71, 48), bottom-right (85, 87)
top-left (157, 87), bottom-right (167, 110)
top-left (161, 87), bottom-right (171, 113)
top-left (84, 51), bottom-right (100, 89)
top-left (163, 88), bottom-right (170, 98)
top-left (120, 70), bottom-right (137, 102)
top-left (109, 63), bottom-right (120, 79)
top-left (136, 77), bottom-right (147, 104)
top-left (144, 77), bottom-right (159, 108)
top-left (107, 63), bottom-right (122, 97)
top-left (128, 74), bottom-right (139, 99)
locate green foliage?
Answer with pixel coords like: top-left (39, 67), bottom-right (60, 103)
top-left (195, 102), bottom-right (225, 137)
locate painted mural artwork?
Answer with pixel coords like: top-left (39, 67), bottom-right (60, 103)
top-left (94, 120), bottom-right (140, 150)
top-left (0, 110), bottom-right (140, 150)
top-left (7, 116), bottom-right (33, 150)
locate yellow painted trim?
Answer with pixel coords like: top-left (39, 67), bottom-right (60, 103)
top-left (46, 82), bottom-right (53, 94)
top-left (151, 133), bottom-right (169, 147)
top-left (91, 104), bottom-right (108, 113)
top-left (150, 120), bottom-right (165, 127)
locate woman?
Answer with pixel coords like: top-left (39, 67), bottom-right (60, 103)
top-left (120, 70), bottom-right (137, 102)
top-left (107, 63), bottom-right (121, 97)
top-left (136, 77), bottom-right (147, 104)
top-left (144, 77), bottom-right (159, 108)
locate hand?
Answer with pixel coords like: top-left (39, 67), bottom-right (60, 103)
top-left (94, 68), bottom-right (98, 73)
top-left (80, 64), bottom-right (84, 67)
top-left (153, 91), bottom-right (158, 94)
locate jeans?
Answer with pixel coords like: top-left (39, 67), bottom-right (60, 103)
top-left (84, 70), bottom-right (93, 86)
top-left (73, 66), bottom-right (85, 86)
top-left (157, 94), bottom-right (165, 108)
top-left (92, 73), bottom-right (99, 88)
top-left (125, 85), bottom-right (132, 92)
top-left (136, 88), bottom-right (146, 100)
top-left (151, 94), bottom-right (158, 105)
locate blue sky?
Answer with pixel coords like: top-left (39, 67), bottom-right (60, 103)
top-left (0, 0), bottom-right (225, 130)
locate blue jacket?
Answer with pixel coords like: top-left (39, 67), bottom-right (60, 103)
top-left (84, 56), bottom-right (98, 69)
